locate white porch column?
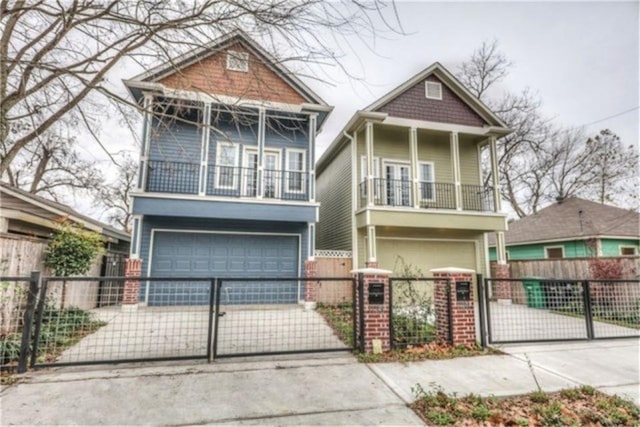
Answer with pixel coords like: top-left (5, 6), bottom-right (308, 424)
top-left (488, 136), bottom-right (501, 212)
top-left (365, 121), bottom-right (374, 207)
top-left (450, 131), bottom-right (462, 210)
top-left (137, 94), bottom-right (153, 191)
top-left (198, 103), bottom-right (212, 196)
top-left (410, 127), bottom-right (419, 208)
top-left (257, 107), bottom-right (266, 199)
top-left (307, 222), bottom-right (316, 261)
top-left (367, 225), bottom-right (377, 263)
top-left (495, 231), bottom-right (507, 264)
top-left (308, 114), bottom-right (317, 202)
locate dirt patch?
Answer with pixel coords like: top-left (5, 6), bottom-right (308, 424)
top-left (358, 342), bottom-right (500, 363)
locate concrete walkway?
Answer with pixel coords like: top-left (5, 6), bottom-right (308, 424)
top-left (1, 339), bottom-right (638, 425)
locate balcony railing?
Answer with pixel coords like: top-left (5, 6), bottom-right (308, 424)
top-left (145, 160), bottom-right (309, 201)
top-left (358, 178), bottom-right (494, 212)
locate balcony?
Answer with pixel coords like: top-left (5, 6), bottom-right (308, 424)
top-left (145, 160), bottom-right (310, 202)
top-left (358, 178), bottom-right (495, 212)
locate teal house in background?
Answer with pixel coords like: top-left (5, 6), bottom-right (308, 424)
top-left (489, 197), bottom-right (639, 261)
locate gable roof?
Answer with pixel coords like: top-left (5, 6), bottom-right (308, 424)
top-left (365, 62), bottom-right (507, 128)
top-left (0, 183), bottom-right (130, 243)
top-left (489, 197), bottom-right (640, 246)
top-left (124, 30), bottom-right (328, 108)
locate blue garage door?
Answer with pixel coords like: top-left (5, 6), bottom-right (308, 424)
top-left (149, 232), bottom-right (299, 305)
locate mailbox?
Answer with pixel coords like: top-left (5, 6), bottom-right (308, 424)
top-left (368, 283), bottom-right (385, 305)
top-left (456, 281), bottom-right (471, 301)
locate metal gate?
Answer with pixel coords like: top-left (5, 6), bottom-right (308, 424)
top-left (484, 278), bottom-right (640, 344)
top-left (15, 275), bottom-right (356, 370)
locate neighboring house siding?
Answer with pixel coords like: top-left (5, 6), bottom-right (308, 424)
top-left (375, 75), bottom-right (487, 127)
top-left (158, 42), bottom-right (306, 105)
top-left (601, 239), bottom-right (640, 256)
top-left (0, 193), bottom-right (60, 221)
top-left (316, 143), bottom-right (352, 250)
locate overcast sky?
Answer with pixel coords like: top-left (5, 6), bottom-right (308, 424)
top-left (78, 0), bottom-right (639, 222)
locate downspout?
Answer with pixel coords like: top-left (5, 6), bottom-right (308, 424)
top-left (344, 131), bottom-right (358, 269)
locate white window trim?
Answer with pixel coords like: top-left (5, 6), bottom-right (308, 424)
top-left (619, 245), bottom-right (638, 256)
top-left (425, 81), bottom-right (443, 100)
top-left (360, 155), bottom-right (380, 199)
top-left (418, 161), bottom-right (436, 203)
top-left (285, 148), bottom-right (306, 194)
top-left (226, 50), bottom-right (249, 72)
top-left (215, 142), bottom-right (240, 189)
top-left (544, 245), bottom-right (565, 259)
top-left (262, 148), bottom-right (282, 199)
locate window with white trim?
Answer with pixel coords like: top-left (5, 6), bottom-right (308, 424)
top-left (418, 161), bottom-right (435, 202)
top-left (286, 149), bottom-right (306, 193)
top-left (425, 81), bottom-right (442, 100)
top-left (226, 50), bottom-right (249, 72)
top-left (215, 142), bottom-right (239, 189)
top-left (545, 246), bottom-right (564, 259)
top-left (360, 156), bottom-right (380, 199)
top-left (620, 246), bottom-right (638, 256)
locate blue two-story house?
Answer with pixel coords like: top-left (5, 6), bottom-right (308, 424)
top-left (124, 31), bottom-right (332, 305)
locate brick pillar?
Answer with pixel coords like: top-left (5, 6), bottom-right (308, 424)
top-left (304, 259), bottom-right (319, 309)
top-left (430, 267), bottom-right (477, 347)
top-left (365, 261), bottom-right (379, 269)
top-left (353, 268), bottom-right (392, 353)
top-left (123, 258), bottom-right (142, 309)
top-left (491, 262), bottom-right (512, 303)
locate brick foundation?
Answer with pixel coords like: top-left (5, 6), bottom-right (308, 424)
top-left (431, 268), bottom-right (477, 346)
top-left (304, 259), bottom-right (318, 305)
top-left (123, 258), bottom-right (142, 307)
top-left (491, 262), bottom-right (512, 302)
top-left (353, 268), bottom-right (392, 353)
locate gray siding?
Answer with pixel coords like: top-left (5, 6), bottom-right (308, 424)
top-left (316, 143), bottom-right (352, 250)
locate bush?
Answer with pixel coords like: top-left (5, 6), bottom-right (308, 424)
top-left (0, 335), bottom-right (21, 365)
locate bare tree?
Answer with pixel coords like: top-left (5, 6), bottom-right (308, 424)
top-left (94, 155), bottom-right (137, 231)
top-left (1, 0), bottom-right (402, 182)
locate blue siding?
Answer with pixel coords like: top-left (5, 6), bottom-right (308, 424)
top-left (132, 196), bottom-right (317, 223)
top-left (138, 216), bottom-right (309, 303)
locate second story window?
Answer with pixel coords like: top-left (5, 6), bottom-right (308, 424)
top-left (545, 246), bottom-right (564, 259)
top-left (216, 142), bottom-right (239, 189)
top-left (286, 149), bottom-right (306, 193)
top-left (226, 50), bottom-right (249, 72)
top-left (419, 162), bottom-right (435, 202)
top-left (360, 156), bottom-right (380, 199)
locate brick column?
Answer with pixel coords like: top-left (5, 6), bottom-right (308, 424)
top-left (365, 261), bottom-right (378, 268)
top-left (123, 258), bottom-right (142, 310)
top-left (430, 267), bottom-right (477, 346)
top-left (304, 259), bottom-right (318, 309)
top-left (491, 262), bottom-right (512, 303)
top-left (353, 268), bottom-right (392, 353)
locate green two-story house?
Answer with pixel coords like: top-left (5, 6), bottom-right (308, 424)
top-left (316, 63), bottom-right (512, 277)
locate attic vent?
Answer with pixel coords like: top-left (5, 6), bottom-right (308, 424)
top-left (226, 50), bottom-right (249, 72)
top-left (425, 81), bottom-right (442, 100)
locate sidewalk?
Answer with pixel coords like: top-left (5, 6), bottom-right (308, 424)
top-left (1, 339), bottom-right (637, 425)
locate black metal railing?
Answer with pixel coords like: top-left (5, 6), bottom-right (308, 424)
top-left (146, 160), bottom-right (199, 194)
top-left (145, 161), bottom-right (309, 201)
top-left (358, 179), bottom-right (494, 212)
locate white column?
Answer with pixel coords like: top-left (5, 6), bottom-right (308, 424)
top-left (198, 103), bottom-right (212, 196)
top-left (365, 122), bottom-right (374, 206)
top-left (308, 114), bottom-right (317, 202)
top-left (496, 231), bottom-right (507, 264)
top-left (137, 94), bottom-right (153, 191)
top-left (308, 223), bottom-right (316, 261)
top-left (257, 107), bottom-right (266, 199)
top-left (450, 131), bottom-right (462, 210)
top-left (129, 215), bottom-right (143, 260)
top-left (367, 225), bottom-right (377, 262)
top-left (488, 136), bottom-right (501, 212)
top-left (0, 217), bottom-right (8, 233)
top-left (410, 127), bottom-right (419, 208)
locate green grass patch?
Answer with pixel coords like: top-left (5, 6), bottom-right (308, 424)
top-left (411, 384), bottom-right (639, 426)
top-left (316, 302), bottom-right (354, 347)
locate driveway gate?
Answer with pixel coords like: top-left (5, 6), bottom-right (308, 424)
top-left (483, 278), bottom-right (640, 344)
top-left (13, 275), bottom-right (356, 370)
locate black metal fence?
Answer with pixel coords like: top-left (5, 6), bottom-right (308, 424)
top-left (389, 278), bottom-right (443, 348)
top-left (484, 278), bottom-right (640, 344)
top-left (1, 274), bottom-right (357, 372)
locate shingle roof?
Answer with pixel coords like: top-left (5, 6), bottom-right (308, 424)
top-left (488, 197), bottom-right (639, 246)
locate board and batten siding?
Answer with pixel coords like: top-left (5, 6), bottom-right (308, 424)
top-left (316, 143), bottom-right (352, 251)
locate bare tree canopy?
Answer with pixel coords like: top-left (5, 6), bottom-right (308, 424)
top-left (0, 0), bottom-right (402, 180)
top-left (458, 40), bottom-right (638, 216)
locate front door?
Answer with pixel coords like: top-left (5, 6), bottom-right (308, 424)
top-left (384, 162), bottom-right (411, 206)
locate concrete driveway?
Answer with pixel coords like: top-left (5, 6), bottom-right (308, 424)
top-left (2, 338), bottom-right (638, 425)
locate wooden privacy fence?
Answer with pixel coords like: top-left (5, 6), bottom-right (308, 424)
top-left (314, 250), bottom-right (353, 304)
top-left (492, 256), bottom-right (639, 280)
